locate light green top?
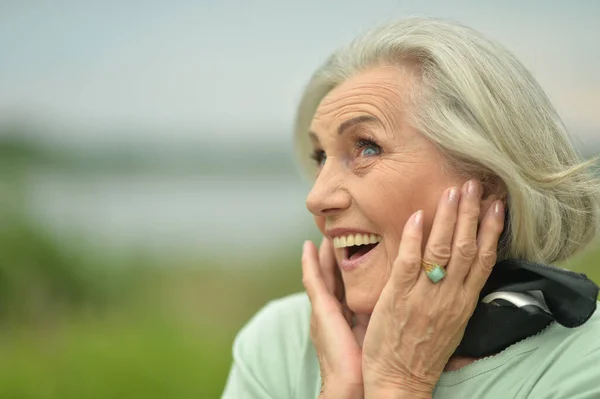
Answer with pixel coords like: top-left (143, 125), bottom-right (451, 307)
top-left (222, 293), bottom-right (600, 399)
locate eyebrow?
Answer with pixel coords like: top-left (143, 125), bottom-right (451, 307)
top-left (337, 115), bottom-right (378, 135)
top-left (309, 115), bottom-right (379, 142)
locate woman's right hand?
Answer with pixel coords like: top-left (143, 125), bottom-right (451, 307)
top-left (302, 238), bottom-right (365, 399)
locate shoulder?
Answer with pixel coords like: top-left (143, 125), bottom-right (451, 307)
top-left (227, 292), bottom-right (314, 397)
top-left (234, 292), bottom-right (312, 350)
top-left (538, 302), bottom-right (600, 352)
top-left (529, 303), bottom-right (600, 397)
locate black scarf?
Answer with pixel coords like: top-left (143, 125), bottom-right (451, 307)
top-left (454, 259), bottom-right (599, 357)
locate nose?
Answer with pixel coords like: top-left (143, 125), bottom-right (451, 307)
top-left (305, 161), bottom-right (352, 217)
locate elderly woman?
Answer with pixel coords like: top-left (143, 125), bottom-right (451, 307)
top-left (222, 18), bottom-right (600, 398)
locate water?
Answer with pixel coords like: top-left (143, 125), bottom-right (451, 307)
top-left (22, 169), bottom-right (317, 259)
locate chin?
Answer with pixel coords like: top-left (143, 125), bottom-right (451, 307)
top-left (344, 286), bottom-right (381, 315)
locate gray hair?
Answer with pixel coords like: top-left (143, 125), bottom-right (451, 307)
top-left (294, 17), bottom-right (600, 264)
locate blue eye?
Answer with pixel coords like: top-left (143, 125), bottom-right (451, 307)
top-left (361, 145), bottom-right (380, 156)
top-left (356, 139), bottom-right (381, 157)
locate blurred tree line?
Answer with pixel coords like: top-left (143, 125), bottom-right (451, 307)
top-left (0, 127), bottom-right (103, 322)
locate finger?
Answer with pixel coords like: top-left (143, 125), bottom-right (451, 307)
top-left (465, 200), bottom-right (505, 292)
top-left (391, 210), bottom-right (425, 290)
top-left (446, 179), bottom-right (482, 282)
top-left (422, 187), bottom-right (460, 267)
top-left (302, 240), bottom-right (330, 304)
top-left (319, 237), bottom-right (337, 294)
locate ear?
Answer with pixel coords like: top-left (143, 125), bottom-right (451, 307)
top-left (479, 175), bottom-right (508, 222)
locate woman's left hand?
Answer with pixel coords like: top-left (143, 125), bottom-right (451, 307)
top-left (361, 180), bottom-right (505, 398)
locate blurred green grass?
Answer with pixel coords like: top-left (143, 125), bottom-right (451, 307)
top-left (0, 264), bottom-right (305, 398)
top-left (0, 210), bottom-right (306, 398)
top-left (0, 314), bottom-right (229, 398)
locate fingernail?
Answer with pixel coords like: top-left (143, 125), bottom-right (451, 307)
top-left (448, 187), bottom-right (459, 203)
top-left (413, 210), bottom-right (423, 226)
top-left (494, 200), bottom-right (504, 216)
top-left (467, 180), bottom-right (478, 196)
top-left (303, 240), bottom-right (310, 253)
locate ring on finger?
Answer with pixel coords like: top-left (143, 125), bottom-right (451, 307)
top-left (421, 259), bottom-right (446, 283)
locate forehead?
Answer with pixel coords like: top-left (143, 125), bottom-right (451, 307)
top-left (311, 65), bottom-right (413, 131)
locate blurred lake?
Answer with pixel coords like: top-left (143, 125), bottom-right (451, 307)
top-left (23, 169), bottom-right (314, 258)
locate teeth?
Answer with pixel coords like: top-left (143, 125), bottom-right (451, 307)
top-left (346, 235), bottom-right (354, 246)
top-left (333, 233), bottom-right (382, 248)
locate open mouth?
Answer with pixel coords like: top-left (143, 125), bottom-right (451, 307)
top-left (333, 233), bottom-right (382, 261)
top-left (346, 242), bottom-right (379, 260)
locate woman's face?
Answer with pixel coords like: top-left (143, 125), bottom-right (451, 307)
top-left (306, 65), bottom-right (466, 315)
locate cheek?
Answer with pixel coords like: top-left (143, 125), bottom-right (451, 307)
top-left (352, 168), bottom-right (445, 254)
top-left (360, 177), bottom-right (419, 235)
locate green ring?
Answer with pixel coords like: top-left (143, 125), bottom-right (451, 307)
top-left (426, 265), bottom-right (446, 283)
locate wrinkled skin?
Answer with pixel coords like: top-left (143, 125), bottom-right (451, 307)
top-left (302, 65), bottom-right (506, 398)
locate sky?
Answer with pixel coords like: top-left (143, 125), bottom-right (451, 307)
top-left (0, 0), bottom-right (599, 148)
